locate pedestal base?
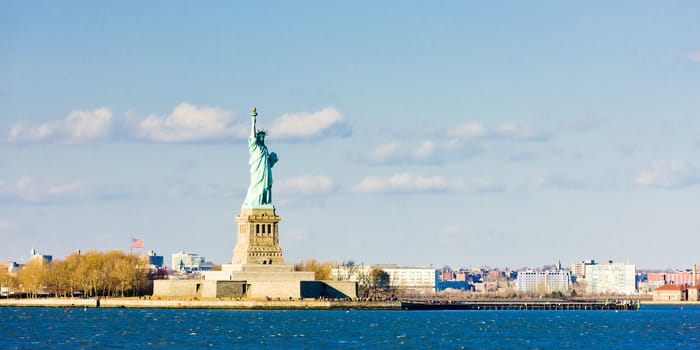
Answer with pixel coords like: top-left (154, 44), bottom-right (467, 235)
top-left (204, 264), bottom-right (315, 299)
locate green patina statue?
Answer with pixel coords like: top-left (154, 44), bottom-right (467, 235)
top-left (242, 107), bottom-right (278, 208)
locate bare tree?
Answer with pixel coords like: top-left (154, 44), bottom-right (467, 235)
top-left (294, 258), bottom-right (333, 280)
top-left (45, 260), bottom-right (71, 297)
top-left (0, 267), bottom-right (18, 291)
top-left (365, 268), bottom-right (390, 298)
top-left (18, 259), bottom-right (48, 298)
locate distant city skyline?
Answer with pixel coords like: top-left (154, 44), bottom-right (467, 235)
top-left (1, 2), bottom-right (699, 269)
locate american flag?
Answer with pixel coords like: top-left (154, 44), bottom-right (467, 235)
top-left (131, 238), bottom-right (143, 249)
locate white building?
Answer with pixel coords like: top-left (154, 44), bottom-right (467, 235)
top-left (583, 261), bottom-right (636, 295)
top-left (377, 265), bottom-right (436, 294)
top-left (29, 247), bottom-right (52, 263)
top-left (332, 264), bottom-right (436, 294)
top-left (516, 270), bottom-right (571, 294)
top-left (171, 251), bottom-right (214, 272)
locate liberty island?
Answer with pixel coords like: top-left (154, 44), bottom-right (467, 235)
top-left (0, 107), bottom-right (660, 310)
top-left (0, 107), bottom-right (650, 309)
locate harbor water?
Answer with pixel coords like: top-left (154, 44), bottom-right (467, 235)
top-left (1, 305), bottom-right (698, 348)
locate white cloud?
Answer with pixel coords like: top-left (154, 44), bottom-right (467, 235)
top-left (0, 177), bottom-right (90, 202)
top-left (135, 103), bottom-right (245, 142)
top-left (7, 123), bottom-right (54, 142)
top-left (268, 107), bottom-right (350, 140)
top-left (64, 108), bottom-right (113, 142)
top-left (447, 121), bottom-right (549, 142)
top-left (275, 175), bottom-right (336, 195)
top-left (352, 173), bottom-right (501, 193)
top-left (634, 161), bottom-right (699, 188)
top-left (447, 122), bottom-right (487, 138)
top-left (367, 139), bottom-right (476, 165)
top-left (6, 108), bottom-right (112, 143)
top-left (412, 140), bottom-right (435, 159)
top-left (7, 105), bottom-right (351, 143)
top-left (368, 141), bottom-right (406, 163)
top-left (353, 174), bottom-right (449, 193)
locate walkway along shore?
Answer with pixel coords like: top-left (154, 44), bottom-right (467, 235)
top-left (0, 298), bottom-right (400, 310)
top-left (3, 298), bottom-right (697, 310)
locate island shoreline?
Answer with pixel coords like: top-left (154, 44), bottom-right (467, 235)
top-left (3, 298), bottom-right (696, 310)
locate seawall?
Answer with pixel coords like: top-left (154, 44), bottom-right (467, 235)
top-left (0, 298), bottom-right (401, 310)
top-left (5, 298), bottom-right (698, 309)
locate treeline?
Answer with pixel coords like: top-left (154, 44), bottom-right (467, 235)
top-left (0, 250), bottom-right (149, 298)
top-left (293, 259), bottom-right (332, 280)
top-left (294, 259), bottom-right (392, 298)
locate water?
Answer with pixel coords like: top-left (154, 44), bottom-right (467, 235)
top-left (1, 305), bottom-right (698, 348)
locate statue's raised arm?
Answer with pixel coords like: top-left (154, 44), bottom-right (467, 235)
top-left (249, 107), bottom-right (258, 141)
top-left (242, 107), bottom-right (276, 209)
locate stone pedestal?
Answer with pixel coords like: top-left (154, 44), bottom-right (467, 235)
top-left (205, 264), bottom-right (315, 299)
top-left (202, 207), bottom-right (316, 299)
top-left (199, 206), bottom-right (358, 300)
top-left (232, 208), bottom-right (284, 265)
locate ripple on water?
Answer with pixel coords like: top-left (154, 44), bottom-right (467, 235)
top-left (2, 306), bottom-right (700, 348)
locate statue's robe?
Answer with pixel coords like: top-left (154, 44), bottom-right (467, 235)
top-left (243, 135), bottom-right (274, 208)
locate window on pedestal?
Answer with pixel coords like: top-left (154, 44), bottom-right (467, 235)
top-left (256, 224), bottom-right (260, 234)
top-left (262, 224), bottom-right (266, 234)
top-left (267, 224), bottom-right (271, 236)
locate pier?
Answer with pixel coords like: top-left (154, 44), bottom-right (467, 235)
top-left (401, 300), bottom-right (640, 311)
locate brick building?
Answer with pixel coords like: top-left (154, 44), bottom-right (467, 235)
top-left (653, 284), bottom-right (687, 301)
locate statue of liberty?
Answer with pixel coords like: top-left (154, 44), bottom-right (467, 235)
top-left (242, 107), bottom-right (278, 208)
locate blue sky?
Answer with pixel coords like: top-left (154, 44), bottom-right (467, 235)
top-left (1, 1), bottom-right (699, 270)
